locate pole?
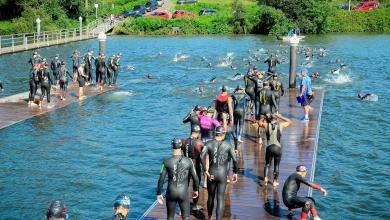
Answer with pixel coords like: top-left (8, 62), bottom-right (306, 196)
top-left (289, 34), bottom-right (300, 89)
top-left (98, 32), bottom-right (106, 55)
top-left (348, 0), bottom-right (351, 11)
top-left (95, 4), bottom-right (99, 20)
top-left (36, 18), bottom-right (41, 42)
top-left (79, 16), bottom-right (83, 38)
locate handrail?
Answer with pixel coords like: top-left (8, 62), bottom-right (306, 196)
top-left (0, 18), bottom-right (119, 54)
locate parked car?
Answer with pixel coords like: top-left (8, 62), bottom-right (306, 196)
top-left (354, 1), bottom-right (379, 11)
top-left (121, 10), bottom-right (144, 18)
top-left (146, 11), bottom-right (170, 19)
top-left (177, 0), bottom-right (198, 5)
top-left (157, 0), bottom-right (164, 7)
top-left (340, 3), bottom-right (351, 10)
top-left (133, 5), bottom-right (147, 14)
top-left (145, 0), bottom-right (159, 12)
top-left (172, 10), bottom-right (195, 19)
top-left (199, 8), bottom-right (217, 16)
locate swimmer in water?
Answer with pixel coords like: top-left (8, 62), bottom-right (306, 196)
top-left (112, 193), bottom-right (131, 220)
top-left (198, 85), bottom-right (205, 93)
top-left (147, 73), bottom-right (153, 79)
top-left (208, 63), bottom-right (212, 68)
top-left (310, 72), bottom-right (320, 79)
top-left (357, 93), bottom-right (372, 100)
top-left (282, 165), bottom-right (327, 220)
top-left (209, 76), bottom-right (216, 83)
top-left (201, 126), bottom-right (238, 220)
top-left (157, 138), bottom-right (199, 220)
top-left (45, 200), bottom-right (68, 220)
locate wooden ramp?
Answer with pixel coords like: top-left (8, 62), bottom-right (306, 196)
top-left (141, 89), bottom-right (324, 220)
top-left (0, 83), bottom-right (117, 130)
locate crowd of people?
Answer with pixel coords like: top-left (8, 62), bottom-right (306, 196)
top-left (26, 49), bottom-right (121, 107)
top-left (154, 55), bottom-right (328, 220)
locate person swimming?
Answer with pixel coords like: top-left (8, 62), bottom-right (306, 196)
top-left (310, 72), bottom-right (320, 79)
top-left (147, 73), bottom-right (153, 79)
top-left (209, 76), bottom-right (216, 83)
top-left (357, 93), bottom-right (372, 100)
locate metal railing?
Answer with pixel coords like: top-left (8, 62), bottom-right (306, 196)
top-left (0, 18), bottom-right (118, 54)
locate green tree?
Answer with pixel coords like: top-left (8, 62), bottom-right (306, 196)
top-left (230, 0), bottom-right (248, 34)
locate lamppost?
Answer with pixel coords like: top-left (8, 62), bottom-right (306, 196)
top-left (94, 4), bottom-right (99, 20)
top-left (289, 34), bottom-right (300, 88)
top-left (79, 16), bottom-right (83, 37)
top-left (36, 18), bottom-right (41, 41)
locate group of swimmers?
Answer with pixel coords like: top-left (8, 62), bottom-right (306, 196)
top-left (153, 54), bottom-right (328, 220)
top-left (26, 49), bottom-right (121, 107)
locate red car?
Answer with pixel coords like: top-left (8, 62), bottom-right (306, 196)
top-left (146, 10), bottom-right (170, 19)
top-left (172, 10), bottom-right (195, 19)
top-left (354, 1), bottom-right (380, 11)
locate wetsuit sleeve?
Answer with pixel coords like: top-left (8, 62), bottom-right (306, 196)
top-left (189, 160), bottom-right (199, 191)
top-left (297, 174), bottom-right (321, 189)
top-left (271, 93), bottom-right (278, 112)
top-left (281, 82), bottom-right (285, 96)
top-left (200, 146), bottom-right (208, 171)
top-left (182, 113), bottom-right (191, 123)
top-left (48, 71), bottom-right (53, 84)
top-left (156, 163), bottom-right (167, 195)
top-left (229, 145), bottom-right (238, 174)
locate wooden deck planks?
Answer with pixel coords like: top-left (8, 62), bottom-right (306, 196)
top-left (142, 89), bottom-right (324, 220)
top-left (0, 83), bottom-right (117, 130)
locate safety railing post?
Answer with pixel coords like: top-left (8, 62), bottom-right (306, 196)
top-left (11, 36), bottom-right (14, 52)
top-left (24, 34), bottom-right (27, 50)
top-left (0, 36), bottom-right (2, 54)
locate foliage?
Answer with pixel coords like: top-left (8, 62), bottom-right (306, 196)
top-left (253, 6), bottom-right (294, 35)
top-left (230, 0), bottom-right (248, 34)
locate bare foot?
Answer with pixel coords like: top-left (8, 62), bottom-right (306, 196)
top-left (238, 139), bottom-right (244, 143)
top-left (273, 180), bottom-right (279, 187)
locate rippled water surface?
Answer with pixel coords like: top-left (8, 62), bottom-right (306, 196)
top-left (0, 35), bottom-right (389, 219)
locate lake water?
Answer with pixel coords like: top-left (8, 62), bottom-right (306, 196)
top-left (0, 34), bottom-right (389, 219)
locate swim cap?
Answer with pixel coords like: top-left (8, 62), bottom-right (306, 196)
top-left (215, 126), bottom-right (225, 135)
top-left (114, 193), bottom-right (131, 209)
top-left (221, 85), bottom-right (227, 92)
top-left (236, 84), bottom-right (244, 90)
top-left (171, 138), bottom-right (182, 149)
top-left (301, 68), bottom-right (308, 74)
top-left (33, 51), bottom-right (38, 55)
top-left (191, 125), bottom-right (201, 132)
top-left (296, 165), bottom-right (307, 172)
top-left (271, 114), bottom-right (277, 120)
top-left (194, 105), bottom-right (202, 111)
top-left (46, 200), bottom-right (67, 219)
top-left (207, 107), bottom-right (215, 114)
top-left (61, 61), bottom-right (66, 65)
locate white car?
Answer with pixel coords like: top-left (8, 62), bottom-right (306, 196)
top-left (157, 0), bottom-right (164, 6)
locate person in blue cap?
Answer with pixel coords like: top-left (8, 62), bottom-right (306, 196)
top-left (112, 193), bottom-right (131, 220)
top-left (298, 68), bottom-right (314, 121)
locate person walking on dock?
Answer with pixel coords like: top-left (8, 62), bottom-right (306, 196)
top-left (156, 138), bottom-right (199, 220)
top-left (58, 61), bottom-right (73, 101)
top-left (84, 50), bottom-right (95, 85)
top-left (28, 64), bottom-right (40, 106)
top-left (182, 105), bottom-right (202, 130)
top-left (244, 69), bottom-right (256, 119)
top-left (231, 85), bottom-right (250, 143)
top-left (76, 62), bottom-right (88, 100)
top-left (258, 113), bottom-right (292, 187)
top-left (264, 54), bottom-right (281, 74)
top-left (50, 54), bottom-right (61, 86)
top-left (201, 126), bottom-right (238, 220)
top-left (181, 125), bottom-right (204, 211)
top-left (39, 63), bottom-right (53, 106)
top-left (298, 68), bottom-right (314, 121)
top-left (269, 73), bottom-right (284, 113)
top-left (111, 193), bottom-right (131, 220)
top-left (215, 85), bottom-right (234, 125)
top-left (282, 165), bottom-right (327, 220)
top-left (198, 107), bottom-right (221, 143)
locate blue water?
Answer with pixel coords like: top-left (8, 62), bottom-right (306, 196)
top-left (0, 35), bottom-right (389, 219)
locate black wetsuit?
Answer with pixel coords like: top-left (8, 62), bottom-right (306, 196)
top-left (259, 87), bottom-right (278, 115)
top-left (181, 137), bottom-right (204, 206)
top-left (39, 69), bottom-right (53, 103)
top-left (28, 69), bottom-right (40, 102)
top-left (95, 57), bottom-right (107, 85)
top-left (113, 57), bottom-right (120, 84)
top-left (282, 173), bottom-right (320, 213)
top-left (249, 76), bottom-right (264, 120)
top-left (106, 58), bottom-right (114, 86)
top-left (232, 92), bottom-right (250, 139)
top-left (84, 54), bottom-right (94, 83)
top-left (264, 57), bottom-right (281, 74)
top-left (157, 155), bottom-right (199, 220)
top-left (270, 79), bottom-right (284, 112)
top-left (201, 139), bottom-right (238, 220)
top-left (0, 80), bottom-right (3, 90)
top-left (50, 59), bottom-right (61, 84)
top-left (58, 67), bottom-right (73, 95)
top-left (182, 112), bottom-right (200, 128)
top-left (244, 74), bottom-right (256, 102)
top-left (71, 54), bottom-right (80, 74)
top-left (28, 57), bottom-right (41, 68)
top-left (264, 122), bottom-right (282, 181)
top-left (77, 66), bottom-right (86, 87)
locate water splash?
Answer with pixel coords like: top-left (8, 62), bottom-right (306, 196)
top-left (111, 91), bottom-right (134, 97)
top-left (362, 94), bottom-right (379, 102)
top-left (325, 74), bottom-right (352, 84)
top-left (172, 53), bottom-right (189, 62)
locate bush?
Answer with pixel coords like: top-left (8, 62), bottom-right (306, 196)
top-left (254, 6), bottom-right (294, 35)
top-left (0, 21), bottom-right (14, 35)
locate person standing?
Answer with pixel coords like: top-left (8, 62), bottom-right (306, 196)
top-left (50, 54), bottom-right (61, 86)
top-left (84, 50), bottom-right (95, 84)
top-left (39, 63), bottom-right (53, 105)
top-left (258, 113), bottom-right (292, 187)
top-left (28, 51), bottom-right (41, 68)
top-left (282, 165), bottom-right (327, 220)
top-left (106, 55), bottom-right (116, 87)
top-left (269, 73), bottom-right (284, 113)
top-left (58, 61), bottom-right (73, 100)
top-left (215, 85), bottom-right (234, 125)
top-left (28, 64), bottom-right (40, 106)
top-left (231, 85), bottom-right (250, 143)
top-left (298, 68), bottom-right (314, 121)
top-left (181, 125), bottom-right (204, 211)
top-left (182, 105), bottom-right (202, 129)
top-left (156, 138), bottom-right (199, 220)
top-left (201, 126), bottom-right (238, 220)
top-left (71, 50), bottom-right (80, 77)
top-left (264, 54), bottom-right (281, 74)
top-left (112, 53), bottom-right (121, 85)
top-left (77, 62), bottom-right (88, 99)
top-left (95, 52), bottom-right (107, 90)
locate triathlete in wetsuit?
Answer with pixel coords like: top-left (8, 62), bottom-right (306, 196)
top-left (29, 51), bottom-right (41, 68)
top-left (71, 50), bottom-right (80, 75)
top-left (259, 81), bottom-right (278, 115)
top-left (28, 65), bottom-right (40, 106)
top-left (84, 50), bottom-right (95, 84)
top-left (112, 193), bottom-right (131, 220)
top-left (198, 108), bottom-right (221, 142)
top-left (0, 79), bottom-right (4, 91)
top-left (50, 54), bottom-right (61, 85)
top-left (269, 73), bottom-right (284, 113)
top-left (107, 55), bottom-right (115, 86)
top-left (95, 53), bottom-right (107, 87)
top-left (282, 165), bottom-right (327, 220)
top-left (264, 54), bottom-right (281, 74)
top-left (250, 71), bottom-right (264, 120)
top-left (77, 62), bottom-right (88, 99)
top-left (39, 64), bottom-right (53, 104)
top-left (113, 53), bottom-right (121, 85)
top-left (258, 113), bottom-right (292, 187)
top-left (215, 86), bottom-right (234, 125)
top-left (45, 200), bottom-right (68, 220)
top-left (231, 85), bottom-right (250, 143)
top-left (201, 126), bottom-right (238, 220)
top-left (58, 62), bottom-right (73, 100)
top-left (157, 138), bottom-right (199, 220)
top-left (181, 125), bottom-right (204, 210)
top-left (244, 69), bottom-right (256, 116)
top-left (182, 105), bottom-right (202, 129)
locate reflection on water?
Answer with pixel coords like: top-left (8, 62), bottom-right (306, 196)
top-left (0, 34), bottom-right (389, 219)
